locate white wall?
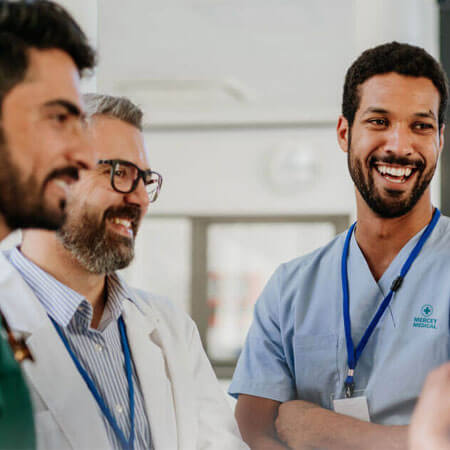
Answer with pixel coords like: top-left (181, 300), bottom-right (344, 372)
top-left (146, 127), bottom-right (353, 216)
top-left (56, 0), bottom-right (98, 92)
top-left (97, 0), bottom-right (441, 220)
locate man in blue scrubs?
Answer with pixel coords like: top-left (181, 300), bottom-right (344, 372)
top-left (229, 42), bottom-right (449, 449)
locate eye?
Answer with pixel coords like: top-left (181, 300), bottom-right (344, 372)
top-left (50, 113), bottom-right (69, 124)
top-left (114, 168), bottom-right (126, 177)
top-left (413, 122), bottom-right (434, 131)
top-left (368, 118), bottom-right (388, 127)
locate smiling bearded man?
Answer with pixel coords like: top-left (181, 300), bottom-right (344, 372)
top-left (229, 42), bottom-right (450, 450)
top-left (3, 94), bottom-right (247, 450)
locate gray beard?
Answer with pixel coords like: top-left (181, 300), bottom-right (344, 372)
top-left (57, 211), bottom-right (135, 274)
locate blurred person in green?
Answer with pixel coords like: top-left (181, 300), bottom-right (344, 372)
top-left (0, 1), bottom-right (96, 448)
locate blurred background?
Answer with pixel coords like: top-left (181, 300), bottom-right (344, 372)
top-left (3, 0), bottom-right (450, 385)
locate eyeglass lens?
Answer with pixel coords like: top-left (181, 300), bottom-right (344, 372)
top-left (112, 162), bottom-right (138, 193)
top-left (112, 162), bottom-right (161, 202)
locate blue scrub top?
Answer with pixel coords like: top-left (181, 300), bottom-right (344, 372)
top-left (229, 215), bottom-right (450, 425)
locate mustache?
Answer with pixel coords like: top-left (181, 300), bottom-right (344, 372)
top-left (44, 166), bottom-right (80, 185)
top-left (369, 155), bottom-right (425, 170)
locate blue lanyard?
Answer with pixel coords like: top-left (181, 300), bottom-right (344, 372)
top-left (341, 208), bottom-right (440, 398)
top-left (50, 316), bottom-right (135, 450)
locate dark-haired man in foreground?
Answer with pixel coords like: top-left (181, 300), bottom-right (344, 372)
top-left (2, 93), bottom-right (247, 450)
top-left (229, 42), bottom-right (449, 449)
top-left (0, 1), bottom-right (96, 448)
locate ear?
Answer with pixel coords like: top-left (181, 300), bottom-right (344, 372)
top-left (337, 116), bottom-right (350, 153)
top-left (438, 123), bottom-right (445, 155)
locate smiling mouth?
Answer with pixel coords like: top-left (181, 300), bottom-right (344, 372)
top-left (107, 217), bottom-right (135, 238)
top-left (374, 163), bottom-right (417, 184)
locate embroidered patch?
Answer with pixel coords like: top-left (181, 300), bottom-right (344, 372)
top-left (412, 304), bottom-right (437, 329)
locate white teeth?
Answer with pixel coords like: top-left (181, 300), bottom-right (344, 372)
top-left (111, 218), bottom-right (132, 229)
top-left (376, 165), bottom-right (413, 178)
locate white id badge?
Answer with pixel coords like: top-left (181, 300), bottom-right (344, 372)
top-left (332, 393), bottom-right (371, 422)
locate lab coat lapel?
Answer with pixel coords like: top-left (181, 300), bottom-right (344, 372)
top-left (25, 323), bottom-right (110, 450)
top-left (0, 255), bottom-right (109, 450)
top-left (122, 300), bottom-right (178, 450)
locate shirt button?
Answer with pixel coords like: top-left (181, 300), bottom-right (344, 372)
top-left (116, 404), bottom-right (123, 414)
top-left (95, 343), bottom-right (103, 352)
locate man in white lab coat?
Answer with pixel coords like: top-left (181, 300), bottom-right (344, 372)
top-left (0, 94), bottom-right (246, 450)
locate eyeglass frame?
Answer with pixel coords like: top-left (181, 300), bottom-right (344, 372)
top-left (97, 159), bottom-right (163, 202)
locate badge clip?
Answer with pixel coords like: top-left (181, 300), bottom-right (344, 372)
top-left (344, 369), bottom-right (355, 398)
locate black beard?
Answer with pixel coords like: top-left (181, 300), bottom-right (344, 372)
top-left (0, 132), bottom-right (67, 231)
top-left (57, 204), bottom-right (141, 274)
top-left (347, 139), bottom-right (435, 219)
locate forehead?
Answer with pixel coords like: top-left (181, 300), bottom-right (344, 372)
top-left (357, 73), bottom-right (440, 117)
top-left (91, 115), bottom-right (149, 168)
top-left (2, 47), bottom-right (82, 114)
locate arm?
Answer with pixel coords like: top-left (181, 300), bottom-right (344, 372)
top-left (229, 267), bottom-right (297, 448)
top-left (409, 363), bottom-right (450, 450)
top-left (235, 394), bottom-right (287, 450)
top-left (275, 400), bottom-right (408, 450)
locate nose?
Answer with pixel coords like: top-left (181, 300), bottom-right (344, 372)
top-left (384, 123), bottom-right (413, 157)
top-left (124, 178), bottom-right (150, 212)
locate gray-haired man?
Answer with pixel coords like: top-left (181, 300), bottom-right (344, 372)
top-left (1, 94), bottom-right (247, 450)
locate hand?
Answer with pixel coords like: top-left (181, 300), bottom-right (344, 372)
top-left (275, 399), bottom-right (406, 450)
top-left (275, 400), bottom-right (323, 449)
top-left (409, 363), bottom-right (450, 450)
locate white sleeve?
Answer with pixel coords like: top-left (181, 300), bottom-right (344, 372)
top-left (187, 320), bottom-right (249, 450)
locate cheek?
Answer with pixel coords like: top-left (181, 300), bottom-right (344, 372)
top-left (350, 130), bottom-right (385, 159)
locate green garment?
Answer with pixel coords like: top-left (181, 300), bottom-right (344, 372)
top-left (0, 324), bottom-right (35, 450)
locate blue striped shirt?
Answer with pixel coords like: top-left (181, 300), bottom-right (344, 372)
top-left (6, 247), bottom-right (153, 450)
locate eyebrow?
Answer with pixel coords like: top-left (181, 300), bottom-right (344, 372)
top-left (361, 107), bottom-right (389, 115)
top-left (42, 99), bottom-right (83, 118)
top-left (361, 107), bottom-right (437, 121)
top-left (414, 110), bottom-right (436, 121)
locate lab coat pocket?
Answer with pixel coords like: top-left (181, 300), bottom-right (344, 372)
top-left (35, 410), bottom-right (70, 450)
top-left (293, 333), bottom-right (339, 408)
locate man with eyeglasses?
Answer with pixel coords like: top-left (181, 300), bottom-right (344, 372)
top-left (0, 1), bottom-right (96, 449)
top-left (1, 94), bottom-right (246, 450)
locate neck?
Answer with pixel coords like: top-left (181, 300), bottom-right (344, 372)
top-left (0, 215), bottom-right (12, 242)
top-left (20, 231), bottom-right (107, 329)
top-left (354, 190), bottom-right (434, 281)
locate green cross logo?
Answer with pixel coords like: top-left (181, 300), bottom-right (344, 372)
top-left (421, 304), bottom-right (433, 317)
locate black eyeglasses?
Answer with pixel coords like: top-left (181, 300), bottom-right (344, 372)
top-left (98, 159), bottom-right (163, 203)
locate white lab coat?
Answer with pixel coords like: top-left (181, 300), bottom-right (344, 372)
top-left (0, 254), bottom-right (247, 450)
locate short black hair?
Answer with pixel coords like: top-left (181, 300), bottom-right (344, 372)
top-left (342, 41), bottom-right (449, 129)
top-left (0, 0), bottom-right (96, 112)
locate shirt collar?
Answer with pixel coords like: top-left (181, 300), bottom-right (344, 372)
top-left (6, 247), bottom-right (139, 329)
